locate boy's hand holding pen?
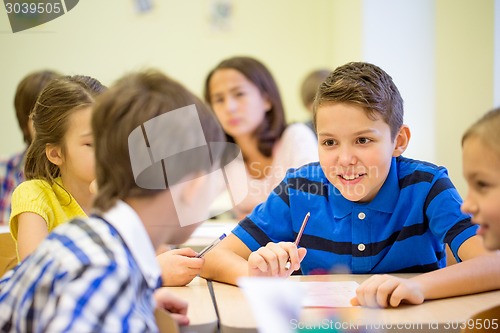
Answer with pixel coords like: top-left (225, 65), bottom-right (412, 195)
top-left (285, 212), bottom-right (310, 270)
top-left (158, 234), bottom-right (226, 286)
top-left (247, 212), bottom-right (310, 277)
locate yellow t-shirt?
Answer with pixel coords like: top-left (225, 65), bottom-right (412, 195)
top-left (9, 177), bottom-right (87, 245)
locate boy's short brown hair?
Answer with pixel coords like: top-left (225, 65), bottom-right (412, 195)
top-left (92, 70), bottom-right (225, 212)
top-left (313, 62), bottom-right (404, 140)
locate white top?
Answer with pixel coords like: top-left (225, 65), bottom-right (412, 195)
top-left (234, 123), bottom-right (318, 218)
top-left (103, 200), bottom-right (161, 287)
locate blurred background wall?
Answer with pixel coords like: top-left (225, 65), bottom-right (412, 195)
top-left (0, 0), bottom-right (498, 196)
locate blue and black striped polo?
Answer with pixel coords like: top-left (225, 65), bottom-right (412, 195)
top-left (233, 156), bottom-right (477, 275)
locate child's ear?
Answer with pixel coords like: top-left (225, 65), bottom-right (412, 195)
top-left (392, 125), bottom-right (411, 157)
top-left (46, 144), bottom-right (63, 166)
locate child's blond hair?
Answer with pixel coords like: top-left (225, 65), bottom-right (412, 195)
top-left (462, 107), bottom-right (500, 156)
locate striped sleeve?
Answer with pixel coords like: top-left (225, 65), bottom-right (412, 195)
top-left (424, 168), bottom-right (477, 262)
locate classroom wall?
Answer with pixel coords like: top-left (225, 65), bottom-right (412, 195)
top-left (362, 0), bottom-right (435, 163)
top-left (0, 0), bottom-right (496, 197)
top-left (435, 0), bottom-right (495, 196)
top-left (0, 0), bottom-right (333, 156)
top-left (329, 0), bottom-right (362, 66)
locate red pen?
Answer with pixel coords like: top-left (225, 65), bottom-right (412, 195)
top-left (285, 212), bottom-right (310, 270)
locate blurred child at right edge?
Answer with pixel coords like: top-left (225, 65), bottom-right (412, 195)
top-left (200, 62), bottom-right (500, 308)
top-left (462, 107), bottom-right (500, 251)
top-left (460, 107), bottom-right (500, 332)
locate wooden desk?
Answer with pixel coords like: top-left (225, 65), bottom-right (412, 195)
top-left (163, 277), bottom-right (218, 333)
top-left (211, 274), bottom-right (500, 333)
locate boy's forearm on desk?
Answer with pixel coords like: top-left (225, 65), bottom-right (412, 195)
top-left (412, 252), bottom-right (500, 300)
top-left (200, 249), bottom-right (248, 285)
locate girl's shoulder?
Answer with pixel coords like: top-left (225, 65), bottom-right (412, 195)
top-left (12, 178), bottom-right (62, 201)
top-left (14, 179), bottom-right (52, 193)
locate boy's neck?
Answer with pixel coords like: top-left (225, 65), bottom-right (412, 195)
top-left (125, 192), bottom-right (176, 250)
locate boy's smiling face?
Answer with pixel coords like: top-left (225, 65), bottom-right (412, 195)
top-left (316, 102), bottom-right (408, 202)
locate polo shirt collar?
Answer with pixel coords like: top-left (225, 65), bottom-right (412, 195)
top-left (327, 157), bottom-right (399, 218)
top-left (102, 200), bottom-right (161, 289)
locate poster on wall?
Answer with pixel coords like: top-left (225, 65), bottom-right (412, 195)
top-left (209, 0), bottom-right (232, 32)
top-left (135, 0), bottom-right (153, 13)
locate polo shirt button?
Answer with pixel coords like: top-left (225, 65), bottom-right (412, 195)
top-left (358, 244), bottom-right (366, 252)
top-left (358, 212), bottom-right (366, 220)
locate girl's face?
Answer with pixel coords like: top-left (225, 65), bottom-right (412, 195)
top-left (316, 102), bottom-right (405, 202)
top-left (208, 68), bottom-right (271, 139)
top-left (461, 135), bottom-right (500, 250)
top-left (59, 106), bottom-right (95, 187)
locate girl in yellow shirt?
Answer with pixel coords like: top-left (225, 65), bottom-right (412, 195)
top-left (10, 76), bottom-right (105, 261)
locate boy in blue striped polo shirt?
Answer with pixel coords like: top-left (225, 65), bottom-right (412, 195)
top-left (0, 71), bottom-right (225, 331)
top-left (201, 62), bottom-right (500, 308)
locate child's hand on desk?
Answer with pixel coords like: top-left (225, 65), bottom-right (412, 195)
top-left (154, 288), bottom-right (189, 326)
top-left (157, 248), bottom-right (204, 286)
top-left (248, 242), bottom-right (307, 277)
top-left (351, 274), bottom-right (425, 308)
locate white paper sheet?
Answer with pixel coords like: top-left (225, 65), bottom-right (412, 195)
top-left (301, 281), bottom-right (360, 308)
top-left (238, 277), bottom-right (305, 333)
top-left (238, 278), bottom-right (360, 333)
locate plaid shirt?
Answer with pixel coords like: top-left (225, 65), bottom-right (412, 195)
top-left (0, 201), bottom-right (163, 332)
top-left (0, 150), bottom-right (25, 226)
